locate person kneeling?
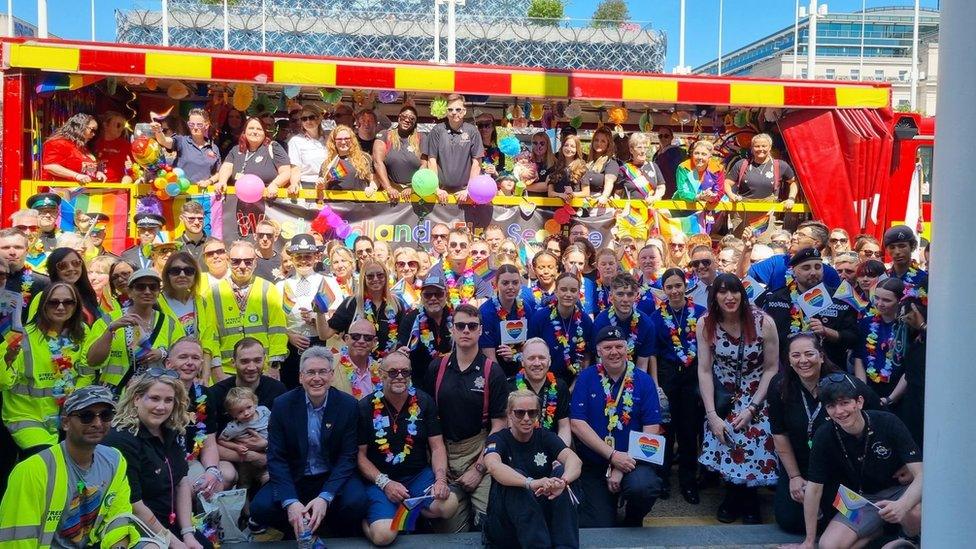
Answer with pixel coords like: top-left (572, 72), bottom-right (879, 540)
top-left (358, 351), bottom-right (458, 546)
top-left (483, 389), bottom-right (582, 548)
top-left (791, 374), bottom-right (922, 549)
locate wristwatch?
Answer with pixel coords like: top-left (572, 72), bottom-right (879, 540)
top-left (474, 462), bottom-right (487, 475)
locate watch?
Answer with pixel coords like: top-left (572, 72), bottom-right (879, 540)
top-left (474, 462), bottom-right (487, 475)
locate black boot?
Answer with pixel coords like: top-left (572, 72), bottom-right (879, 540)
top-left (716, 484), bottom-right (741, 523)
top-left (741, 487), bottom-right (762, 524)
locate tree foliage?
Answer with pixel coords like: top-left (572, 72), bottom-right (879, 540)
top-left (527, 0), bottom-right (565, 27)
top-left (591, 0), bottom-right (630, 28)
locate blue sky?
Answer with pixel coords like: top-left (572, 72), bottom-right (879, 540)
top-left (11, 0), bottom-right (938, 70)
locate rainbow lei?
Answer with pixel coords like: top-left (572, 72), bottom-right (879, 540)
top-left (550, 306), bottom-right (586, 376)
top-left (607, 306), bottom-right (640, 357)
top-left (598, 361), bottom-right (635, 435)
top-left (364, 298), bottom-right (398, 357)
top-left (515, 370), bottom-right (559, 430)
top-left (340, 347), bottom-right (380, 400)
top-left (187, 383), bottom-right (208, 461)
top-left (659, 299), bottom-right (698, 369)
top-left (864, 311), bottom-right (901, 384)
top-left (409, 307), bottom-right (452, 356)
top-left (595, 281), bottom-right (611, 313)
top-left (48, 332), bottom-right (78, 407)
top-left (531, 283), bottom-right (555, 307)
top-left (785, 268), bottom-right (809, 334)
top-left (892, 262), bottom-right (928, 304)
top-left (443, 258), bottom-right (475, 308)
top-left (372, 385), bottom-right (420, 465)
top-left (20, 266), bottom-right (34, 307)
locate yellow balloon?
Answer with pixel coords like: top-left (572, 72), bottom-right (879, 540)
top-left (232, 84), bottom-right (255, 112)
top-left (530, 103), bottom-right (543, 121)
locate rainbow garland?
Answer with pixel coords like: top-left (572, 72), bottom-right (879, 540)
top-left (408, 307), bottom-right (452, 356)
top-left (607, 307), bottom-right (640, 357)
top-left (372, 385), bottom-right (420, 465)
top-left (442, 258), bottom-right (476, 308)
top-left (363, 298), bottom-right (398, 357)
top-left (659, 299), bottom-right (698, 369)
top-left (890, 262), bottom-right (928, 305)
top-left (340, 347), bottom-right (380, 400)
top-left (864, 312), bottom-right (901, 384)
top-left (515, 370), bottom-right (559, 430)
top-left (531, 283), bottom-right (555, 307)
top-left (47, 333), bottom-right (79, 407)
top-left (20, 266), bottom-right (34, 308)
top-left (785, 268), bottom-right (809, 334)
top-left (187, 383), bottom-right (208, 462)
top-left (550, 306), bottom-right (587, 376)
top-left (598, 361), bottom-right (635, 435)
top-left (594, 281), bottom-right (611, 313)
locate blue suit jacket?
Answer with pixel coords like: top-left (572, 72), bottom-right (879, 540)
top-left (266, 387), bottom-right (359, 504)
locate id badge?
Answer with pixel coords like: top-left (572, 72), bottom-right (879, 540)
top-left (605, 435), bottom-right (615, 447)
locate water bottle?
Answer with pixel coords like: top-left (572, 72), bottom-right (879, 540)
top-left (297, 518), bottom-right (314, 549)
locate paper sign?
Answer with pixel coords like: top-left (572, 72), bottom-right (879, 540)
top-left (627, 431), bottom-right (666, 465)
top-left (796, 283), bottom-right (835, 318)
top-left (741, 275), bottom-right (766, 303)
top-left (500, 319), bottom-right (527, 345)
top-left (687, 281), bottom-right (708, 308)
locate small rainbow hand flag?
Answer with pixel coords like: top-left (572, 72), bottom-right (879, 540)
top-left (328, 162), bottom-right (348, 182)
top-left (471, 257), bottom-right (492, 279)
top-left (282, 285), bottom-right (296, 314)
top-left (390, 503), bottom-right (423, 532)
top-left (833, 484), bottom-right (879, 527)
top-left (745, 211), bottom-right (774, 237)
top-left (312, 280), bottom-right (337, 313)
top-left (620, 252), bottom-right (637, 273)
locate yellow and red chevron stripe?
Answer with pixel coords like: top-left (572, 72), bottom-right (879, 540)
top-left (2, 39), bottom-right (890, 109)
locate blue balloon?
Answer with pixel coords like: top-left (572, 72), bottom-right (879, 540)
top-left (499, 135), bottom-right (521, 157)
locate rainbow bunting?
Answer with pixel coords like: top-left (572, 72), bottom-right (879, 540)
top-left (833, 484), bottom-right (877, 527)
top-left (58, 189), bottom-right (130, 255)
top-left (620, 252), bottom-right (637, 273)
top-left (390, 504), bottom-right (422, 532)
top-left (35, 73), bottom-right (104, 94)
top-left (745, 211), bottom-right (774, 237)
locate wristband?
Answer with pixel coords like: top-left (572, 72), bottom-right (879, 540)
top-left (608, 450), bottom-right (616, 461)
top-left (205, 466), bottom-right (223, 482)
top-left (375, 473), bottom-right (390, 489)
top-left (523, 477), bottom-right (533, 491)
top-left (181, 527), bottom-right (196, 537)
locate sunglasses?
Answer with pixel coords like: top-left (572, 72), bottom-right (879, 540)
top-left (398, 115), bottom-right (417, 123)
top-left (471, 249), bottom-right (489, 256)
top-left (187, 122), bottom-right (207, 130)
top-left (204, 249), bottom-right (226, 257)
top-left (861, 250), bottom-right (882, 258)
top-left (167, 266), bottom-right (196, 276)
top-left (230, 258), bottom-right (255, 266)
top-left (57, 259), bottom-right (83, 270)
top-left (182, 215), bottom-right (204, 222)
top-left (532, 142), bottom-right (547, 147)
top-left (71, 409), bottom-right (116, 424)
top-left (454, 321), bottom-right (480, 332)
top-left (511, 408), bottom-right (540, 419)
top-left (384, 368), bottom-right (411, 379)
top-left (14, 224), bottom-right (38, 232)
top-left (448, 242), bottom-right (468, 249)
top-left (422, 290), bottom-right (445, 299)
top-left (829, 238), bottom-right (849, 244)
top-left (255, 233), bottom-right (275, 240)
top-left (396, 261), bottom-right (419, 268)
top-left (131, 282), bottom-right (161, 293)
top-left (300, 115), bottom-right (319, 122)
top-left (431, 234), bottom-right (449, 240)
top-left (334, 137), bottom-right (352, 143)
top-left (818, 372), bottom-right (858, 391)
top-left (364, 272), bottom-right (386, 281)
top-left (447, 107), bottom-right (464, 113)
top-left (476, 122), bottom-right (493, 129)
top-left (46, 298), bottom-right (76, 310)
top-left (349, 333), bottom-right (377, 342)
top-left (689, 259), bottom-right (713, 269)
top-left (145, 367), bottom-right (179, 379)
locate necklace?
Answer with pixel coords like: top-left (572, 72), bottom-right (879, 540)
top-left (608, 306), bottom-right (640, 357)
top-left (864, 311), bottom-right (901, 384)
top-left (363, 298), bottom-right (398, 357)
top-left (443, 258), bottom-right (475, 308)
top-left (372, 385), bottom-right (420, 465)
top-left (515, 370), bottom-right (558, 430)
top-left (340, 347), bottom-right (379, 399)
top-left (531, 282), bottom-right (555, 307)
top-left (659, 299), bottom-right (698, 369)
top-left (187, 383), bottom-right (208, 461)
top-left (891, 262), bottom-right (928, 304)
top-left (598, 362), bottom-right (635, 442)
top-left (595, 281), bottom-right (611, 313)
top-left (785, 268), bottom-right (809, 334)
top-left (409, 307), bottom-right (451, 356)
top-left (48, 331), bottom-right (79, 406)
top-left (20, 266), bottom-right (34, 307)
top-left (550, 306), bottom-right (586, 376)
top-left (832, 411), bottom-right (871, 492)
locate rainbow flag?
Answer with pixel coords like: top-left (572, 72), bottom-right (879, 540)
top-left (58, 189), bottom-right (130, 255)
top-left (312, 279), bottom-right (337, 313)
top-left (833, 281), bottom-right (870, 313)
top-left (620, 252), bottom-right (637, 274)
top-left (656, 210), bottom-right (703, 240)
top-left (164, 194), bottom-right (222, 240)
top-left (472, 257), bottom-right (492, 279)
top-left (328, 162), bottom-right (348, 182)
top-left (281, 285), bottom-right (296, 314)
top-left (833, 484), bottom-right (878, 527)
top-left (390, 504), bottom-right (422, 532)
top-left (745, 211), bottom-right (774, 237)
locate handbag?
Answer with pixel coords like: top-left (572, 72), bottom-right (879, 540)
top-left (713, 335), bottom-right (745, 419)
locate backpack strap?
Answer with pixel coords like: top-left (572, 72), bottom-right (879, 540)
top-left (482, 359), bottom-right (493, 425)
top-left (737, 158), bottom-right (748, 184)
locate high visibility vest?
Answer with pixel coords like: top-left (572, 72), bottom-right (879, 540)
top-left (84, 307), bottom-right (185, 387)
top-left (0, 443), bottom-right (138, 548)
top-left (0, 325), bottom-right (92, 450)
top-left (156, 293), bottom-right (220, 362)
top-left (209, 277), bottom-right (288, 369)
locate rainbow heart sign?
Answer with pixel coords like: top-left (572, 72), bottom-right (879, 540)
top-left (500, 319), bottom-right (527, 345)
top-left (628, 431), bottom-right (665, 464)
top-left (803, 287), bottom-right (825, 307)
top-left (797, 283), bottom-right (835, 318)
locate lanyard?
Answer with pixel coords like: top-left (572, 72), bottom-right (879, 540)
top-left (833, 411), bottom-right (871, 492)
top-left (799, 389), bottom-right (822, 449)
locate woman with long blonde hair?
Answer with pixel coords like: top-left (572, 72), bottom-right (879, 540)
top-left (526, 131), bottom-right (557, 196)
top-left (586, 126), bottom-right (620, 206)
top-left (320, 124), bottom-right (377, 193)
top-left (548, 134), bottom-right (590, 203)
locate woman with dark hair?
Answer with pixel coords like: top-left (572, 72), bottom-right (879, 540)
top-left (33, 247), bottom-right (102, 325)
top-left (854, 234), bottom-right (883, 263)
top-left (0, 282), bottom-right (91, 456)
top-left (543, 234), bottom-right (569, 260)
top-left (214, 116), bottom-right (292, 198)
top-left (851, 259), bottom-right (886, 315)
top-left (374, 105), bottom-right (425, 202)
top-left (527, 272), bottom-right (594, 384)
top-left (41, 113), bottom-right (106, 183)
top-left (475, 112), bottom-right (504, 178)
top-left (529, 251), bottom-right (560, 308)
top-left (158, 251), bottom-right (218, 378)
top-left (560, 244), bottom-right (596, 315)
top-left (767, 332), bottom-right (879, 534)
top-left (649, 267), bottom-right (707, 504)
top-left (585, 126), bottom-right (619, 206)
top-left (217, 108), bottom-right (245, 156)
top-left (697, 272), bottom-right (779, 524)
top-left (479, 264), bottom-right (538, 377)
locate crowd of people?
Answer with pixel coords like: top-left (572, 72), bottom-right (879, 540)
top-left (0, 95), bottom-right (931, 549)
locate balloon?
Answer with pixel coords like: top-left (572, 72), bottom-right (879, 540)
top-left (378, 90), bottom-right (400, 104)
top-left (639, 111), bottom-right (653, 132)
top-left (336, 223), bottom-right (352, 239)
top-left (544, 219), bottom-right (561, 234)
top-left (430, 96), bottom-right (448, 119)
top-left (153, 177), bottom-right (167, 190)
top-left (155, 189), bottom-right (169, 201)
top-left (131, 137), bottom-right (160, 166)
top-left (235, 174), bottom-right (265, 204)
top-left (608, 107), bottom-right (628, 125)
top-left (165, 183), bottom-right (181, 198)
top-left (564, 102), bottom-right (583, 118)
top-left (411, 168), bottom-right (439, 197)
top-left (570, 116), bottom-right (583, 129)
top-left (320, 88), bottom-right (343, 104)
top-left (232, 84), bottom-right (255, 112)
top-left (467, 175), bottom-right (497, 205)
top-left (325, 212), bottom-right (342, 226)
top-left (498, 135), bottom-right (521, 157)
top-left (344, 231), bottom-right (359, 248)
top-left (529, 103), bottom-right (543, 121)
top-left (178, 178), bottom-right (191, 192)
top-left (167, 81), bottom-right (190, 100)
top-left (283, 85), bottom-right (301, 99)
top-left (146, 78), bottom-right (158, 91)
top-left (166, 171), bottom-right (178, 182)
top-left (131, 136), bottom-right (150, 157)
top-left (554, 208), bottom-right (571, 224)
top-left (172, 167), bottom-right (185, 178)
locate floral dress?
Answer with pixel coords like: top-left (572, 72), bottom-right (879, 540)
top-left (698, 310), bottom-right (778, 487)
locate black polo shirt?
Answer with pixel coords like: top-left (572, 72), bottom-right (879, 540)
top-left (422, 121), bottom-right (484, 191)
top-left (507, 375), bottom-right (571, 434)
top-left (103, 425), bottom-right (189, 532)
top-left (485, 428), bottom-right (566, 480)
top-left (177, 233), bottom-right (207, 267)
top-left (184, 383), bottom-right (219, 457)
top-left (357, 388), bottom-right (441, 480)
top-left (728, 158), bottom-right (795, 199)
top-left (422, 352), bottom-right (508, 442)
top-left (757, 284), bottom-right (859, 369)
top-left (807, 410), bottom-right (920, 494)
top-left (329, 296), bottom-right (410, 359)
top-left (254, 251), bottom-right (282, 282)
top-left (5, 267), bottom-right (49, 324)
top-left (397, 308), bottom-right (453, 384)
top-left (210, 375), bottom-right (287, 432)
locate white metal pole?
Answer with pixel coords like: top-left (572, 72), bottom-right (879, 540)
top-left (7, 0), bottom-right (13, 38)
top-left (792, 0), bottom-right (800, 78)
top-left (260, 0), bottom-right (266, 52)
top-left (717, 0), bottom-right (723, 76)
top-left (447, 0), bottom-right (456, 64)
top-left (161, 0), bottom-right (169, 46)
top-left (678, 0), bottom-right (687, 73)
top-left (807, 0), bottom-right (818, 79)
top-left (91, 0), bottom-right (96, 41)
top-left (858, 0), bottom-right (866, 80)
top-left (924, 2), bottom-right (976, 545)
top-left (433, 0), bottom-right (441, 63)
top-left (222, 0), bottom-right (229, 50)
top-left (37, 0), bottom-right (47, 38)
top-left (910, 0), bottom-right (920, 110)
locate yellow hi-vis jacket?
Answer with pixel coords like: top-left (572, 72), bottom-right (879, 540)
top-left (0, 325), bottom-right (93, 450)
top-left (207, 276), bottom-right (288, 370)
top-left (84, 307), bottom-right (185, 387)
top-left (0, 442), bottom-right (138, 548)
top-left (156, 293), bottom-right (220, 362)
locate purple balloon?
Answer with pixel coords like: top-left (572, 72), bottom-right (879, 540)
top-left (467, 174), bottom-right (498, 205)
top-left (335, 222), bottom-right (352, 238)
top-left (325, 212), bottom-right (342, 225)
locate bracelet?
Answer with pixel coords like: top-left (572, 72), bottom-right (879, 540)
top-left (789, 474), bottom-right (801, 480)
top-left (920, 322), bottom-right (927, 331)
top-left (523, 477), bottom-right (534, 491)
top-left (375, 473), bottom-right (391, 489)
top-left (180, 527), bottom-right (196, 537)
top-left (205, 465), bottom-right (223, 482)
top-left (608, 450), bottom-right (616, 461)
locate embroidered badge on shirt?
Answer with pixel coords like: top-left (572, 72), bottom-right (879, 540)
top-left (473, 376), bottom-right (485, 390)
top-left (534, 452), bottom-right (547, 467)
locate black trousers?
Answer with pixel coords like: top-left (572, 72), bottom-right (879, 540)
top-left (281, 338), bottom-right (323, 390)
top-left (773, 472), bottom-right (836, 534)
top-left (484, 482), bottom-right (579, 549)
top-left (660, 363), bottom-right (703, 488)
top-left (577, 462), bottom-right (661, 528)
top-left (250, 473), bottom-right (368, 538)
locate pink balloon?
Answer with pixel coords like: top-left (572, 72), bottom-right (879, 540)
top-left (467, 175), bottom-right (498, 205)
top-left (325, 212), bottom-right (342, 225)
top-left (235, 174), bottom-right (265, 204)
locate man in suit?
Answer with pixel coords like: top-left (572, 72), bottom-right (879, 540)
top-left (250, 346), bottom-right (367, 538)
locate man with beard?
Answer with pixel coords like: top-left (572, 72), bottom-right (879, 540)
top-left (397, 274), bottom-right (453, 384)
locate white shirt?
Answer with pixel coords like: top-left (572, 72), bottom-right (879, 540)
top-left (288, 133), bottom-right (328, 183)
top-left (276, 272), bottom-right (326, 335)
